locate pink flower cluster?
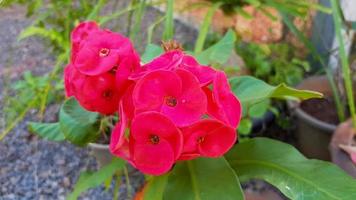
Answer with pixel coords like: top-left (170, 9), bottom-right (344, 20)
top-left (65, 22), bottom-right (242, 175)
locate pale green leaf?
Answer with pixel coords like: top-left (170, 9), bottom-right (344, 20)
top-left (67, 158), bottom-right (125, 200)
top-left (196, 29), bottom-right (236, 65)
top-left (142, 44), bottom-right (164, 63)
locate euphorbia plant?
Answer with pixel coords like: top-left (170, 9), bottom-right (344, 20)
top-left (29, 22), bottom-right (356, 199)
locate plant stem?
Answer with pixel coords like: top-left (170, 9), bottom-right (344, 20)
top-left (330, 0), bottom-right (356, 128)
top-left (0, 99), bottom-right (37, 141)
top-left (123, 165), bottom-right (132, 199)
top-left (162, 0), bottom-right (174, 40)
top-left (194, 2), bottom-right (221, 53)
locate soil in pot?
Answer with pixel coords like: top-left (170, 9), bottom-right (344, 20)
top-left (300, 97), bottom-right (340, 125)
top-left (290, 76), bottom-right (339, 161)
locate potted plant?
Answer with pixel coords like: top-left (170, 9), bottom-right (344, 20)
top-left (27, 18), bottom-right (356, 199)
top-left (328, 0), bottom-right (356, 177)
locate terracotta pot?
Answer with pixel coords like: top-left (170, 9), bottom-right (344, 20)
top-left (288, 76), bottom-right (337, 160)
top-left (330, 119), bottom-right (356, 178)
top-left (88, 143), bottom-right (113, 168)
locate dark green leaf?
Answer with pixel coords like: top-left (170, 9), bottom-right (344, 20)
top-left (196, 29), bottom-right (236, 65)
top-left (67, 158), bottom-right (125, 200)
top-left (163, 157), bottom-right (244, 200)
top-left (59, 97), bottom-right (100, 146)
top-left (28, 122), bottom-right (65, 141)
top-left (226, 138), bottom-right (356, 200)
top-left (142, 44), bottom-right (164, 63)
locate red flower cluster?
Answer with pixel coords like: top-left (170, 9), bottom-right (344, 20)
top-left (64, 21), bottom-right (140, 114)
top-left (65, 22), bottom-right (242, 175)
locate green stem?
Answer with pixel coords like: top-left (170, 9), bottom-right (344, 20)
top-left (162, 0), bottom-right (174, 40)
top-left (330, 0), bottom-right (356, 128)
top-left (194, 2), bottom-right (221, 54)
top-left (123, 165), bottom-right (132, 199)
top-left (187, 161), bottom-right (201, 200)
top-left (0, 98), bottom-right (37, 141)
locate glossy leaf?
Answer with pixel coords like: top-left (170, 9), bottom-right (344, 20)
top-left (59, 97), bottom-right (100, 146)
top-left (142, 44), bottom-right (164, 63)
top-left (67, 158), bottom-right (125, 200)
top-left (163, 157), bottom-right (244, 200)
top-left (229, 76), bottom-right (322, 109)
top-left (28, 122), bottom-right (65, 141)
top-left (196, 29), bottom-right (236, 65)
top-left (225, 138), bottom-right (356, 200)
top-left (143, 175), bottom-right (168, 200)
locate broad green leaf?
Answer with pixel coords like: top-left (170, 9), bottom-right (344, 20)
top-left (67, 158), bottom-right (125, 200)
top-left (59, 98), bottom-right (100, 146)
top-left (143, 175), bottom-right (168, 200)
top-left (248, 99), bottom-right (270, 118)
top-left (196, 29), bottom-right (236, 65)
top-left (142, 44), bottom-right (164, 63)
top-left (229, 76), bottom-right (322, 109)
top-left (225, 138), bottom-right (356, 200)
top-left (28, 122), bottom-right (65, 141)
top-left (163, 157), bottom-right (244, 200)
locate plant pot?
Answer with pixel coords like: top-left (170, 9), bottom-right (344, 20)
top-left (288, 76), bottom-right (337, 161)
top-left (88, 143), bottom-right (113, 168)
top-left (329, 119), bottom-right (356, 178)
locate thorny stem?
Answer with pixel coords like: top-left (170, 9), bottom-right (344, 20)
top-left (330, 0), bottom-right (356, 130)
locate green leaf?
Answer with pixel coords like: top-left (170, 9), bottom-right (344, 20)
top-left (196, 29), bottom-right (236, 65)
top-left (229, 76), bottom-right (322, 108)
top-left (142, 44), bottom-right (164, 63)
top-left (248, 99), bottom-right (270, 118)
top-left (59, 97), bottom-right (100, 146)
top-left (163, 157), bottom-right (244, 200)
top-left (225, 138), bottom-right (356, 200)
top-left (18, 26), bottom-right (65, 46)
top-left (237, 118), bottom-right (252, 136)
top-left (143, 175), bottom-right (168, 200)
top-left (67, 158), bottom-right (125, 200)
top-left (28, 122), bottom-right (65, 141)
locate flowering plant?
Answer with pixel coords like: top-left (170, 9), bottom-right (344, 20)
top-left (29, 22), bottom-right (356, 199)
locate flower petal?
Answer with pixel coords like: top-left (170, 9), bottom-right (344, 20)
top-left (130, 111), bottom-right (183, 159)
top-left (161, 69), bottom-right (207, 126)
top-left (131, 139), bottom-right (175, 175)
top-left (133, 70), bottom-right (182, 113)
